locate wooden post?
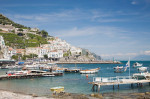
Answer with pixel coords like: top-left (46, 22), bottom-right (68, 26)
top-left (131, 83), bottom-right (133, 88)
top-left (118, 84), bottom-right (119, 89)
top-left (113, 85), bottom-right (114, 89)
top-left (92, 85), bottom-right (95, 91)
top-left (137, 83), bottom-right (139, 87)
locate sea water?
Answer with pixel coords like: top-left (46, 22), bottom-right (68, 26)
top-left (0, 61), bottom-right (150, 97)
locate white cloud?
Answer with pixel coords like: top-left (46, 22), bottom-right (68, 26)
top-left (144, 50), bottom-right (150, 55)
top-left (131, 1), bottom-right (137, 5)
top-left (54, 26), bottom-right (128, 38)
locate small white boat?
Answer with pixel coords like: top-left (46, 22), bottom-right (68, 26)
top-left (138, 67), bottom-right (148, 72)
top-left (133, 62), bottom-right (143, 67)
top-left (42, 74), bottom-right (55, 77)
top-left (50, 86), bottom-right (64, 93)
top-left (133, 72), bottom-right (149, 80)
top-left (6, 70), bottom-right (29, 76)
top-left (113, 66), bottom-right (124, 69)
top-left (80, 68), bottom-right (100, 74)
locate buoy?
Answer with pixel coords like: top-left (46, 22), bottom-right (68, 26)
top-left (86, 74), bottom-right (88, 79)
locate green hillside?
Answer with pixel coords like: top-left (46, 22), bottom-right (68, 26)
top-left (0, 14), bottom-right (29, 29)
top-left (0, 33), bottom-right (48, 49)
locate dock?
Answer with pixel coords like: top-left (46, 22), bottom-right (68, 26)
top-left (0, 72), bottom-right (63, 80)
top-left (89, 76), bottom-right (150, 92)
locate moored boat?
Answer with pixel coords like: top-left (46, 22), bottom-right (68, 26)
top-left (64, 68), bottom-right (80, 73)
top-left (138, 67), bottom-right (148, 72)
top-left (132, 72), bottom-right (149, 80)
top-left (50, 86), bottom-right (64, 93)
top-left (80, 67), bottom-right (100, 74)
top-left (133, 62), bottom-right (143, 67)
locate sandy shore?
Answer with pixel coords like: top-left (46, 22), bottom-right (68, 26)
top-left (0, 90), bottom-right (53, 99)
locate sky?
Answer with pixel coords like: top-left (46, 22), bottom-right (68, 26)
top-left (0, 0), bottom-right (150, 60)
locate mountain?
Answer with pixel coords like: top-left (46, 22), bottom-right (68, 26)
top-left (133, 55), bottom-right (150, 61)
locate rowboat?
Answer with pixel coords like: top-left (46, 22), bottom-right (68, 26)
top-left (50, 86), bottom-right (64, 93)
top-left (80, 67), bottom-right (100, 74)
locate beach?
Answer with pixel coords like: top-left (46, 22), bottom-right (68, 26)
top-left (0, 90), bottom-right (53, 99)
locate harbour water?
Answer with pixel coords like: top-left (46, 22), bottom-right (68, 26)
top-left (0, 61), bottom-right (150, 97)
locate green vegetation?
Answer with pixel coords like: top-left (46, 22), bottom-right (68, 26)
top-left (0, 33), bottom-right (48, 48)
top-left (11, 54), bottom-right (38, 61)
top-left (37, 30), bottom-right (48, 38)
top-left (0, 14), bottom-right (29, 29)
top-left (44, 54), bottom-right (48, 59)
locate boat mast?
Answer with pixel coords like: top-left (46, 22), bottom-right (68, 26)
top-left (129, 57), bottom-right (130, 77)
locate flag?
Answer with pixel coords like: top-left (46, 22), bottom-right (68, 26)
top-left (125, 61), bottom-right (130, 67)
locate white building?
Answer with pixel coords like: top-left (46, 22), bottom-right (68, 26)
top-left (48, 50), bottom-right (63, 58)
top-left (25, 47), bottom-right (40, 55)
top-left (0, 36), bottom-right (9, 59)
top-left (39, 47), bottom-right (49, 58)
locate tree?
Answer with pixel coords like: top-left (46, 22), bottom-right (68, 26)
top-left (18, 28), bottom-right (23, 32)
top-left (41, 30), bottom-right (48, 38)
top-left (44, 54), bottom-right (48, 59)
top-left (11, 55), bottom-right (18, 61)
top-left (22, 55), bottom-right (26, 60)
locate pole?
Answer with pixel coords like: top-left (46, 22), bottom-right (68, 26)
top-left (129, 57), bottom-right (130, 77)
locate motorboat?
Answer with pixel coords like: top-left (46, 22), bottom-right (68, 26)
top-left (80, 67), bottom-right (100, 74)
top-left (64, 68), bottom-right (80, 73)
top-left (138, 67), bottom-right (148, 72)
top-left (114, 66), bottom-right (127, 73)
top-left (132, 72), bottom-right (150, 80)
top-left (42, 74), bottom-right (55, 77)
top-left (113, 66), bottom-right (123, 69)
top-left (6, 70), bottom-right (29, 76)
top-left (133, 62), bottom-right (143, 67)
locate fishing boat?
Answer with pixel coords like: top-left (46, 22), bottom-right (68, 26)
top-left (137, 67), bottom-right (148, 72)
top-left (64, 68), bottom-right (80, 73)
top-left (50, 86), bottom-right (64, 93)
top-left (80, 67), bottom-right (100, 74)
top-left (133, 62), bottom-right (143, 67)
top-left (64, 63), bottom-right (80, 73)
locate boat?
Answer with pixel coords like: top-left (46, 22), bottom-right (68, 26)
top-left (64, 68), bottom-right (80, 73)
top-left (80, 67), bottom-right (100, 74)
top-left (113, 66), bottom-right (124, 69)
top-left (64, 63), bottom-right (80, 73)
top-left (6, 70), bottom-right (29, 76)
top-left (133, 62), bottom-right (143, 67)
top-left (132, 72), bottom-right (150, 80)
top-left (114, 61), bottom-right (129, 73)
top-left (42, 74), bottom-right (55, 77)
top-left (138, 67), bottom-right (148, 72)
top-left (50, 86), bottom-right (64, 93)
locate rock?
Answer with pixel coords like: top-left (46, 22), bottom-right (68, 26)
top-left (93, 93), bottom-right (103, 98)
top-left (145, 92), bottom-right (150, 96)
top-left (32, 94), bottom-right (38, 97)
top-left (90, 93), bottom-right (94, 97)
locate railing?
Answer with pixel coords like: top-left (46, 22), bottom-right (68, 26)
top-left (93, 76), bottom-right (135, 83)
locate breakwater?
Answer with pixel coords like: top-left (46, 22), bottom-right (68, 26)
top-left (40, 61), bottom-right (121, 64)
